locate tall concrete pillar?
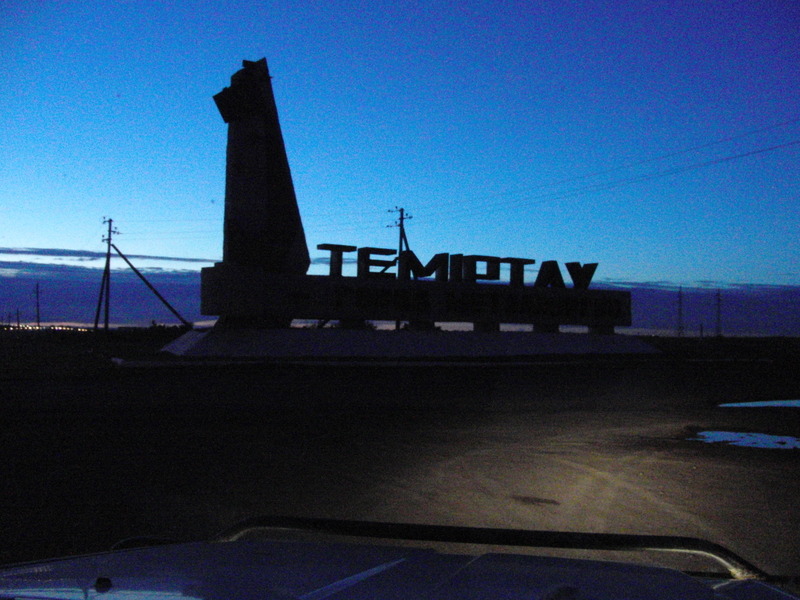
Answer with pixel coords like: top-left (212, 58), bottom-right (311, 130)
top-left (203, 59), bottom-right (310, 327)
top-left (213, 58), bottom-right (310, 274)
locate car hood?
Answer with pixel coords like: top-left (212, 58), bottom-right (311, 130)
top-left (0, 538), bottom-right (795, 600)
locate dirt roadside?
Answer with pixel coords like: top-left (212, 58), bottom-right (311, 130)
top-left (1, 330), bottom-right (799, 575)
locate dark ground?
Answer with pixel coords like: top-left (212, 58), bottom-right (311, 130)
top-left (1, 329), bottom-right (799, 576)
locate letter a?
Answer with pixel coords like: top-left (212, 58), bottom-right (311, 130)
top-left (534, 261), bottom-right (566, 288)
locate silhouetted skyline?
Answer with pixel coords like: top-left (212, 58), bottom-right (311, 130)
top-left (2, 256), bottom-right (798, 336)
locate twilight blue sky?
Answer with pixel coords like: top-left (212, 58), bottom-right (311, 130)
top-left (1, 1), bottom-right (799, 293)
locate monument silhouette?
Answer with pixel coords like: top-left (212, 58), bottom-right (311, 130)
top-left (203, 58), bottom-right (310, 327)
top-left (180, 59), bottom-right (638, 358)
top-left (213, 58), bottom-right (309, 275)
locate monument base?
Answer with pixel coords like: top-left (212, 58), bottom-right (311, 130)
top-left (201, 265), bottom-right (632, 333)
top-left (162, 328), bottom-right (657, 362)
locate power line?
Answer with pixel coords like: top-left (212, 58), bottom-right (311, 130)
top-left (123, 218), bottom-right (222, 224)
top-left (111, 243), bottom-right (191, 328)
top-left (520, 117), bottom-right (800, 200)
top-left (413, 116), bottom-right (800, 213)
top-left (419, 138), bottom-right (800, 220)
top-left (114, 130), bottom-right (799, 244)
top-left (98, 119), bottom-right (799, 248)
top-left (578, 139), bottom-right (800, 194)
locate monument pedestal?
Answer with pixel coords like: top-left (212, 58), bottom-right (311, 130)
top-left (163, 328), bottom-right (657, 361)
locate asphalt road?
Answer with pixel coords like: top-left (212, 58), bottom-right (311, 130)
top-left (2, 357), bottom-right (799, 575)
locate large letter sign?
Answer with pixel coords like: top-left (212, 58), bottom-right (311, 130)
top-left (317, 245), bottom-right (597, 289)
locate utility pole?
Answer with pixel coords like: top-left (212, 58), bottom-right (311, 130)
top-left (677, 286), bottom-right (684, 337)
top-left (388, 207), bottom-right (412, 257)
top-left (91, 217), bottom-right (191, 330)
top-left (715, 289), bottom-right (722, 337)
top-left (94, 217), bottom-right (119, 331)
top-left (388, 207), bottom-right (413, 330)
